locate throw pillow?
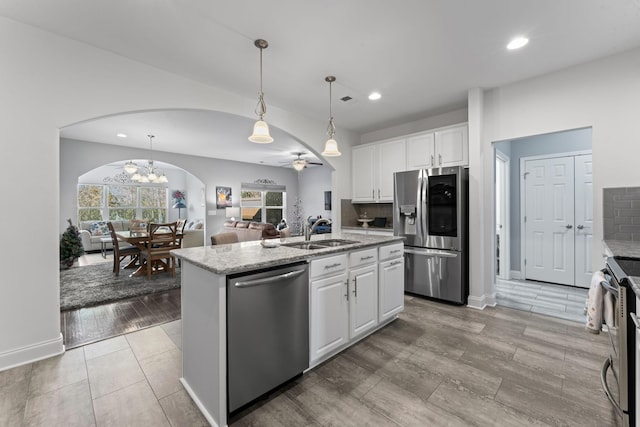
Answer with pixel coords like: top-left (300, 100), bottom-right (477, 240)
top-left (90, 221), bottom-right (109, 236)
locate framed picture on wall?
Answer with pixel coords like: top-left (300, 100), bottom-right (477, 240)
top-left (216, 186), bottom-right (232, 209)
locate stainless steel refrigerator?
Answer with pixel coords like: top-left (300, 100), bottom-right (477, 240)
top-left (393, 166), bottom-right (468, 304)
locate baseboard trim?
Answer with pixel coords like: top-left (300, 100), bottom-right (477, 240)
top-left (180, 377), bottom-right (220, 427)
top-left (510, 270), bottom-right (522, 279)
top-left (0, 333), bottom-right (64, 372)
top-left (467, 290), bottom-right (498, 310)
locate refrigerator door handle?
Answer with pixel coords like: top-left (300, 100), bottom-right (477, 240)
top-left (416, 169), bottom-right (424, 245)
top-left (404, 248), bottom-right (459, 258)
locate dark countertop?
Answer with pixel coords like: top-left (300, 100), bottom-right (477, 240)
top-left (172, 232), bottom-right (404, 275)
top-left (603, 240), bottom-right (640, 299)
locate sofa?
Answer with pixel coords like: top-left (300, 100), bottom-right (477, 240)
top-left (78, 220), bottom-right (129, 252)
top-left (215, 220), bottom-right (280, 243)
top-left (79, 219), bottom-right (205, 252)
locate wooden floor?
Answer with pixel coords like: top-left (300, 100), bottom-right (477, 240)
top-left (60, 289), bottom-right (181, 349)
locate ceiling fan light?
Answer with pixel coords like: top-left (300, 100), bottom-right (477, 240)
top-left (124, 161), bottom-right (138, 174)
top-left (293, 158), bottom-right (306, 171)
top-left (249, 120), bottom-right (274, 143)
top-left (322, 138), bottom-right (341, 157)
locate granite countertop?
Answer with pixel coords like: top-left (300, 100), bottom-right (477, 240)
top-left (172, 232), bottom-right (404, 275)
top-left (602, 240), bottom-right (640, 298)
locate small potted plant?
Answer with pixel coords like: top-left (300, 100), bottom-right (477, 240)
top-left (60, 219), bottom-right (84, 269)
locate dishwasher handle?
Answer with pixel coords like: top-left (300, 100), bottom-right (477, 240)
top-left (234, 269), bottom-right (306, 288)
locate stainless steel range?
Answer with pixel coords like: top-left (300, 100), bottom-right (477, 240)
top-left (603, 257), bottom-right (638, 427)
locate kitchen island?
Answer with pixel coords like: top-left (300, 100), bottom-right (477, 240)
top-left (172, 232), bottom-right (405, 427)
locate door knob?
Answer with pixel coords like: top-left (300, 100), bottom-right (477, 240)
top-left (577, 225), bottom-right (584, 230)
top-left (565, 224), bottom-right (573, 229)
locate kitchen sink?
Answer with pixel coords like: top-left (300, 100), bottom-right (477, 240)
top-left (314, 239), bottom-right (360, 247)
top-left (281, 242), bottom-right (328, 250)
top-left (281, 239), bottom-right (360, 250)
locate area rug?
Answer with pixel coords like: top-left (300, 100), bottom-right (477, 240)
top-left (60, 262), bottom-right (180, 311)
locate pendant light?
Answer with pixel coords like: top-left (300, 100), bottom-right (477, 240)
top-left (292, 154), bottom-right (306, 171)
top-left (248, 39), bottom-right (274, 143)
top-left (322, 76), bottom-right (341, 156)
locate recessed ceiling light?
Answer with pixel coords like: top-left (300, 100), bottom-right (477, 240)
top-left (368, 92), bottom-right (381, 101)
top-left (507, 36), bottom-right (529, 50)
top-left (116, 133), bottom-right (127, 138)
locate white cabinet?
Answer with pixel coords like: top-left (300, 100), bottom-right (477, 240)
top-left (348, 248), bottom-right (379, 339)
top-left (352, 145), bottom-right (376, 202)
top-left (309, 254), bottom-right (349, 363)
top-left (378, 243), bottom-right (405, 322)
top-left (406, 124), bottom-right (468, 170)
top-left (352, 139), bottom-right (405, 203)
top-left (310, 272), bottom-right (349, 362)
top-left (348, 265), bottom-right (378, 339)
top-left (406, 132), bottom-right (435, 170)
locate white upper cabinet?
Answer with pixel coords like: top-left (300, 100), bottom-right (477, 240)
top-left (435, 125), bottom-right (468, 167)
top-left (406, 124), bottom-right (468, 170)
top-left (352, 139), bottom-right (405, 203)
top-left (406, 132), bottom-right (436, 170)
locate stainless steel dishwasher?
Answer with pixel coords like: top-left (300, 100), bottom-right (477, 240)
top-left (227, 262), bottom-right (309, 414)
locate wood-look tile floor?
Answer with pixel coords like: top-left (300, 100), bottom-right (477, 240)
top-left (2, 295), bottom-right (617, 426)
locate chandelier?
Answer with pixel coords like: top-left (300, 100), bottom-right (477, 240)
top-left (321, 75), bottom-right (341, 156)
top-left (248, 39), bottom-right (274, 143)
top-left (126, 135), bottom-right (168, 183)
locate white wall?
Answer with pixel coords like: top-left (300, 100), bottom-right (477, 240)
top-left (298, 166), bottom-right (333, 222)
top-left (467, 46), bottom-right (640, 308)
top-left (0, 17), bottom-right (356, 371)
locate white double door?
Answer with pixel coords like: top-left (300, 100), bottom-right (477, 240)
top-left (523, 154), bottom-right (593, 288)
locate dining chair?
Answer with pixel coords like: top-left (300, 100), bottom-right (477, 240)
top-left (107, 222), bottom-right (141, 277)
top-left (175, 219), bottom-right (187, 248)
top-left (129, 219), bottom-right (148, 232)
top-left (211, 232), bottom-right (240, 245)
top-left (141, 222), bottom-right (178, 279)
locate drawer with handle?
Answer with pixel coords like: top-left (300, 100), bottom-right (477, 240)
top-left (379, 242), bottom-right (404, 261)
top-left (310, 254), bottom-right (348, 279)
top-left (349, 248), bottom-right (378, 268)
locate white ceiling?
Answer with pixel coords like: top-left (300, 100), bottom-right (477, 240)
top-left (2, 0), bottom-right (640, 167)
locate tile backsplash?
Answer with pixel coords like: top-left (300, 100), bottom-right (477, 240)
top-left (603, 187), bottom-right (640, 240)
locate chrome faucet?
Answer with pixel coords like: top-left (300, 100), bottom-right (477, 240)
top-left (304, 217), bottom-right (332, 241)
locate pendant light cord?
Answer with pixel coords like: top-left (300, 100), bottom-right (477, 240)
top-left (327, 78), bottom-right (336, 139)
top-left (255, 45), bottom-right (267, 120)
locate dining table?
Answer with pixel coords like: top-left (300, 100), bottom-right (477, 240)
top-left (115, 230), bottom-right (182, 277)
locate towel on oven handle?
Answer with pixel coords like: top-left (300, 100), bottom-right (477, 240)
top-left (585, 270), bottom-right (616, 334)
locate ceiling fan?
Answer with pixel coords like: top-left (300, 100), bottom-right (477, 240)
top-left (282, 152), bottom-right (323, 171)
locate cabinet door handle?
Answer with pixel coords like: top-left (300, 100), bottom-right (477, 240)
top-left (372, 189), bottom-right (375, 199)
top-left (439, 154), bottom-right (442, 165)
top-left (431, 154), bottom-right (434, 166)
top-left (344, 280), bottom-right (349, 301)
top-left (390, 260), bottom-right (403, 266)
top-left (352, 277), bottom-right (357, 297)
